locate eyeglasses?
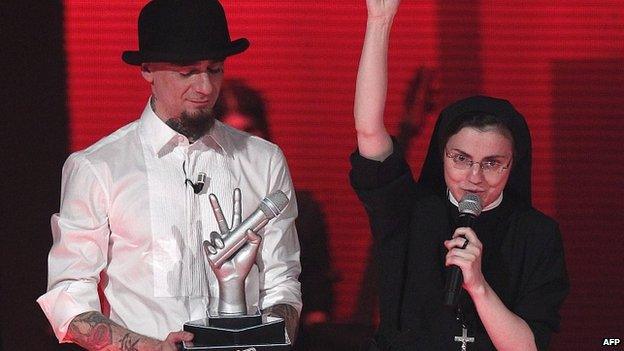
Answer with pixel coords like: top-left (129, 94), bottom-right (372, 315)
top-left (445, 150), bottom-right (511, 174)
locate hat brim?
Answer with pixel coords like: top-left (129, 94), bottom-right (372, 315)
top-left (122, 38), bottom-right (249, 66)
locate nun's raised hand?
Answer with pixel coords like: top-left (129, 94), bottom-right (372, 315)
top-left (444, 227), bottom-right (486, 294)
top-left (366, 0), bottom-right (401, 21)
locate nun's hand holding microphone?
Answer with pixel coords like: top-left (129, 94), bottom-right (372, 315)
top-left (444, 227), bottom-right (486, 294)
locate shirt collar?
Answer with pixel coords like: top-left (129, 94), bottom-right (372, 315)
top-left (206, 120), bottom-right (235, 158)
top-left (448, 189), bottom-right (503, 212)
top-left (138, 98), bottom-right (234, 158)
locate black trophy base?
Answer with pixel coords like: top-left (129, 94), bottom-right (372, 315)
top-left (182, 308), bottom-right (290, 350)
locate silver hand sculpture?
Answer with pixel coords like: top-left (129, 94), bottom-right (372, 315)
top-left (203, 188), bottom-right (261, 316)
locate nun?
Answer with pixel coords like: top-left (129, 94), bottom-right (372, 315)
top-left (349, 0), bottom-right (569, 350)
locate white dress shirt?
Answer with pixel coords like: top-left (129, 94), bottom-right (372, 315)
top-left (37, 102), bottom-right (302, 342)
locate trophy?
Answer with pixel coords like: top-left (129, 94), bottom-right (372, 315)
top-left (183, 189), bottom-right (292, 351)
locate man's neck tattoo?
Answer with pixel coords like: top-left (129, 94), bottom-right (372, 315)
top-left (152, 97), bottom-right (215, 143)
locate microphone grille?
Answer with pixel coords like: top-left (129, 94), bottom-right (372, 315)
top-left (458, 193), bottom-right (482, 217)
top-left (259, 191), bottom-right (289, 218)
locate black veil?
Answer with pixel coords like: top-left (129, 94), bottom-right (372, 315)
top-left (418, 95), bottom-right (533, 205)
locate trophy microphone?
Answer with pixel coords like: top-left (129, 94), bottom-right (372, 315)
top-left (444, 192), bottom-right (482, 307)
top-left (206, 191), bottom-right (289, 268)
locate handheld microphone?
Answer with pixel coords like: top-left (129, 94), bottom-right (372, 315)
top-left (205, 191), bottom-right (289, 268)
top-left (444, 193), bottom-right (482, 307)
top-left (185, 172), bottom-right (207, 194)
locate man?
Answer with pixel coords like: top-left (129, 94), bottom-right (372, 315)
top-left (37, 1), bottom-right (301, 350)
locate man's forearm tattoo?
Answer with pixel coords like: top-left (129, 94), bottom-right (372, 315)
top-left (67, 311), bottom-right (146, 351)
top-left (119, 333), bottom-right (140, 351)
top-left (67, 311), bottom-right (114, 349)
top-left (263, 304), bottom-right (299, 342)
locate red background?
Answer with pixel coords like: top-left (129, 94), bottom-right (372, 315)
top-left (64, 1), bottom-right (624, 349)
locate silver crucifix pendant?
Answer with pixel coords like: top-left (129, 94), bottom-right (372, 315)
top-left (454, 327), bottom-right (475, 351)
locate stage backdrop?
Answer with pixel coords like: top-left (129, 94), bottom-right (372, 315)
top-left (64, 1), bottom-right (624, 349)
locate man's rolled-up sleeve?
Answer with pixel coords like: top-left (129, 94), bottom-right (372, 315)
top-left (255, 146), bottom-right (302, 314)
top-left (36, 153), bottom-right (111, 342)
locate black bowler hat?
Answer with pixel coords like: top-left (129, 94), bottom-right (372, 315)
top-left (122, 0), bottom-right (249, 65)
